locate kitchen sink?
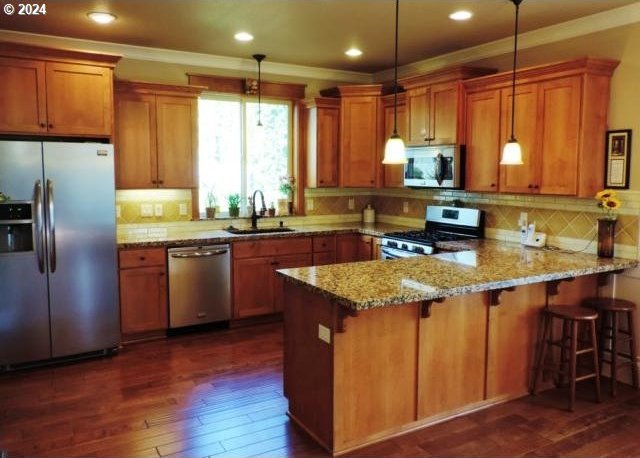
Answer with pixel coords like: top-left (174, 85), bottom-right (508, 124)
top-left (224, 226), bottom-right (295, 235)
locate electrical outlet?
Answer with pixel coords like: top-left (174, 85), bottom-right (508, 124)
top-left (179, 203), bottom-right (188, 216)
top-left (140, 204), bottom-right (153, 217)
top-left (318, 324), bottom-right (331, 344)
top-left (403, 201), bottom-right (409, 213)
top-left (306, 198), bottom-right (314, 211)
top-left (154, 203), bottom-right (163, 217)
top-left (348, 198), bottom-right (355, 210)
top-left (519, 212), bottom-right (528, 227)
top-left (115, 205), bottom-right (121, 219)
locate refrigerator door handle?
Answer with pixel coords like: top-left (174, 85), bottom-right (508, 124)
top-left (46, 179), bottom-right (56, 273)
top-left (34, 180), bottom-right (45, 274)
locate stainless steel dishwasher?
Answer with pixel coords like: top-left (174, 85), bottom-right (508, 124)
top-left (168, 244), bottom-right (231, 328)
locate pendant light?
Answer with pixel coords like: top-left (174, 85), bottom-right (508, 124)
top-left (382, 0), bottom-right (407, 164)
top-left (252, 53), bottom-right (266, 127)
top-left (500, 0), bottom-right (524, 165)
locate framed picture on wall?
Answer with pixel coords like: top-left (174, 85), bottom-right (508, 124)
top-left (604, 129), bottom-right (632, 189)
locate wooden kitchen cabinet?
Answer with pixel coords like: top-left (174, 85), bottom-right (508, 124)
top-left (381, 92), bottom-right (407, 188)
top-left (233, 237), bottom-right (312, 318)
top-left (118, 247), bottom-right (168, 338)
top-left (306, 98), bottom-right (340, 188)
top-left (338, 85), bottom-right (383, 188)
top-left (0, 43), bottom-right (120, 137)
top-left (335, 233), bottom-right (359, 263)
top-left (464, 58), bottom-right (619, 197)
top-left (312, 235), bottom-right (336, 266)
top-left (115, 81), bottom-right (201, 189)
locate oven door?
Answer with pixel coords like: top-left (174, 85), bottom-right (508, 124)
top-left (380, 246), bottom-right (418, 260)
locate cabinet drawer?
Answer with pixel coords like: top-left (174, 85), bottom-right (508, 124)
top-left (312, 235), bottom-right (336, 253)
top-left (233, 237), bottom-right (312, 259)
top-left (119, 247), bottom-right (166, 268)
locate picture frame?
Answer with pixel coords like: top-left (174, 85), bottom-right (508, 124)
top-left (604, 129), bottom-right (632, 189)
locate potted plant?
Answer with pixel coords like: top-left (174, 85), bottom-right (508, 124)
top-left (594, 189), bottom-right (622, 258)
top-left (278, 175), bottom-right (296, 215)
top-left (205, 191), bottom-right (217, 219)
top-left (268, 201), bottom-right (276, 217)
top-left (227, 193), bottom-right (241, 218)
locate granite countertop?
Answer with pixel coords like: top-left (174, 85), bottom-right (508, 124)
top-left (276, 239), bottom-right (639, 311)
top-left (117, 222), bottom-right (414, 248)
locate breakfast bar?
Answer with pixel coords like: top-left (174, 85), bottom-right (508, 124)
top-left (277, 240), bottom-right (638, 455)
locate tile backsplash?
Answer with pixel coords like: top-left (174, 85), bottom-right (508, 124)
top-left (116, 189), bottom-right (192, 224)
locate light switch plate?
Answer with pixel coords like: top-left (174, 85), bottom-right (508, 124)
top-left (306, 198), bottom-right (314, 211)
top-left (318, 324), bottom-right (331, 344)
top-left (403, 201), bottom-right (409, 213)
top-left (115, 205), bottom-right (121, 218)
top-left (179, 203), bottom-right (188, 216)
top-left (154, 203), bottom-right (163, 216)
top-left (348, 198), bottom-right (355, 210)
top-left (140, 204), bottom-right (153, 217)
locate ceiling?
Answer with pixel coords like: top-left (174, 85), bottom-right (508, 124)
top-left (0, 0), bottom-right (637, 73)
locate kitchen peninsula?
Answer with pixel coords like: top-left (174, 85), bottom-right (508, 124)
top-left (278, 240), bottom-right (638, 455)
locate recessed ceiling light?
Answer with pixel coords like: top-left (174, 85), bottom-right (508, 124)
top-left (345, 48), bottom-right (363, 58)
top-left (234, 32), bottom-right (254, 42)
top-left (87, 12), bottom-right (117, 24)
top-left (449, 10), bottom-right (473, 21)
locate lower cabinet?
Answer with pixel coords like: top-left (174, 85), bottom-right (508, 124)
top-left (336, 233), bottom-right (379, 262)
top-left (118, 247), bottom-right (168, 337)
top-left (232, 237), bottom-right (313, 318)
top-left (312, 235), bottom-right (336, 266)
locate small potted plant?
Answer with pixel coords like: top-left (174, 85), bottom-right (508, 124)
top-left (227, 193), bottom-right (241, 218)
top-left (278, 175), bottom-right (296, 215)
top-left (205, 191), bottom-right (217, 219)
top-left (594, 189), bottom-right (622, 258)
top-left (268, 202), bottom-right (276, 217)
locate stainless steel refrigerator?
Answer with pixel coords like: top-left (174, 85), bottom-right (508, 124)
top-left (0, 141), bottom-right (119, 368)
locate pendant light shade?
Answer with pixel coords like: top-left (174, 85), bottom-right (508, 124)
top-left (500, 0), bottom-right (524, 166)
top-left (382, 0), bottom-right (407, 165)
top-left (253, 54), bottom-right (266, 127)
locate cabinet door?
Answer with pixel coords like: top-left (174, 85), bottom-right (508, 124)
top-left (357, 235), bottom-right (374, 261)
top-left (0, 57), bottom-right (47, 134)
top-left (313, 251), bottom-right (336, 266)
top-left (465, 90), bottom-right (501, 192)
top-left (335, 233), bottom-right (359, 263)
top-left (156, 95), bottom-right (197, 188)
top-left (538, 77), bottom-right (581, 195)
top-left (382, 102), bottom-right (407, 188)
top-left (45, 62), bottom-right (113, 136)
top-left (316, 106), bottom-right (340, 187)
top-left (340, 96), bottom-right (379, 187)
top-left (273, 253), bottom-right (313, 312)
top-left (430, 82), bottom-right (458, 144)
top-left (406, 86), bottom-right (429, 145)
top-left (233, 257), bottom-right (274, 318)
top-left (119, 266), bottom-right (167, 334)
top-left (499, 83), bottom-right (540, 194)
top-left (115, 92), bottom-right (158, 189)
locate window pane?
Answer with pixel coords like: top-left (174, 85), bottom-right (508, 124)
top-left (199, 98), bottom-right (241, 213)
top-left (246, 102), bottom-right (290, 208)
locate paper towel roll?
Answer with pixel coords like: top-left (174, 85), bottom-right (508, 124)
top-left (363, 204), bottom-right (375, 223)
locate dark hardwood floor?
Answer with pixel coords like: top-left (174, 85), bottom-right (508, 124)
top-left (1, 322), bottom-right (639, 457)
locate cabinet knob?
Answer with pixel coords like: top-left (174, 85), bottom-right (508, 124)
top-left (319, 180), bottom-right (324, 184)
top-left (270, 260), bottom-right (280, 266)
top-left (48, 124), bottom-right (53, 129)
top-left (159, 272), bottom-right (165, 276)
top-left (158, 180), bottom-right (164, 184)
top-left (139, 256), bottom-right (146, 261)
top-left (370, 180), bottom-right (374, 184)
top-left (40, 123), bottom-right (46, 128)
top-left (490, 183), bottom-right (496, 187)
top-left (534, 185), bottom-right (539, 189)
top-left (151, 180), bottom-right (157, 184)
top-left (528, 184), bottom-right (533, 189)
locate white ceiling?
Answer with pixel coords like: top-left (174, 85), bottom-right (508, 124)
top-left (0, 0), bottom-right (637, 73)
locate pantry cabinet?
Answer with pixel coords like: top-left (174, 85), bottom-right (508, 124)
top-left (381, 92), bottom-right (407, 188)
top-left (464, 58), bottom-right (618, 197)
top-left (0, 43), bottom-right (120, 137)
top-left (118, 248), bottom-right (168, 338)
top-left (338, 85), bottom-right (384, 188)
top-left (115, 81), bottom-right (202, 189)
top-left (306, 97), bottom-right (340, 188)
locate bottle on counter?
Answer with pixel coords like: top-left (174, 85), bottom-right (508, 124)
top-left (363, 203), bottom-right (375, 224)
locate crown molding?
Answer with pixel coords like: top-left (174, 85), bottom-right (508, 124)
top-left (374, 2), bottom-right (640, 82)
top-left (0, 29), bottom-right (372, 84)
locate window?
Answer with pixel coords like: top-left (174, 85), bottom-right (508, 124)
top-left (198, 94), bottom-right (292, 216)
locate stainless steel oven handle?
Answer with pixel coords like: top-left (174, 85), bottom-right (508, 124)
top-left (46, 179), bottom-right (56, 273)
top-left (34, 180), bottom-right (45, 274)
top-left (170, 249), bottom-right (228, 258)
top-left (381, 246), bottom-right (415, 259)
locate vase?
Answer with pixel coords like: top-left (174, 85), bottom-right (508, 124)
top-left (597, 218), bottom-right (616, 258)
top-left (229, 207), bottom-right (240, 218)
top-left (287, 201), bottom-right (294, 215)
top-left (205, 207), bottom-right (216, 219)
top-left (277, 198), bottom-right (288, 215)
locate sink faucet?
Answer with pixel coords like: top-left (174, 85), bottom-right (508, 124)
top-left (250, 189), bottom-right (267, 229)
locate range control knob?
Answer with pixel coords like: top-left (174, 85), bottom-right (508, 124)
top-left (401, 243), bottom-right (408, 250)
top-left (413, 246), bottom-right (424, 254)
top-left (387, 240), bottom-right (398, 248)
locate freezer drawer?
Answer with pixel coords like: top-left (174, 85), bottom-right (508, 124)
top-left (168, 244), bottom-right (231, 328)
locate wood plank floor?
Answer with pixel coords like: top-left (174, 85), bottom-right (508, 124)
top-left (1, 322), bottom-right (639, 457)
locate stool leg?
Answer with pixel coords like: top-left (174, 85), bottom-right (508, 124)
top-left (569, 320), bottom-right (578, 412)
top-left (559, 319), bottom-right (570, 388)
top-left (611, 311), bottom-right (619, 397)
top-left (532, 313), bottom-right (551, 395)
top-left (590, 320), bottom-right (602, 403)
top-left (627, 311), bottom-right (639, 389)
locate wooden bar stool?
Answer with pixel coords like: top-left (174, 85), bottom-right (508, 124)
top-left (582, 297), bottom-right (639, 396)
top-left (531, 305), bottom-right (601, 411)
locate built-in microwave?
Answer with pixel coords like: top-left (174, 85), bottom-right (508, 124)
top-left (404, 144), bottom-right (464, 189)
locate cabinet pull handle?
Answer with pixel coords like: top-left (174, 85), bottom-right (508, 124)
top-left (534, 185), bottom-right (539, 189)
top-left (151, 180), bottom-right (157, 184)
top-left (319, 180), bottom-right (324, 183)
top-left (490, 183), bottom-right (496, 187)
top-left (528, 184), bottom-right (533, 189)
top-left (159, 272), bottom-right (165, 276)
top-left (158, 180), bottom-right (164, 184)
top-left (40, 123), bottom-right (46, 128)
top-left (270, 261), bottom-right (280, 266)
top-left (139, 256), bottom-right (146, 261)
top-left (48, 124), bottom-right (54, 129)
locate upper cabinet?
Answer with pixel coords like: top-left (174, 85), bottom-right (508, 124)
top-left (399, 66), bottom-right (495, 147)
top-left (338, 85), bottom-right (383, 188)
top-left (464, 58), bottom-right (619, 197)
top-left (0, 43), bottom-right (120, 137)
top-left (305, 97), bottom-right (340, 188)
top-left (381, 92), bottom-right (407, 188)
top-left (115, 81), bottom-right (202, 189)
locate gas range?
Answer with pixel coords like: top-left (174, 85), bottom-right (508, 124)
top-left (381, 206), bottom-right (484, 259)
